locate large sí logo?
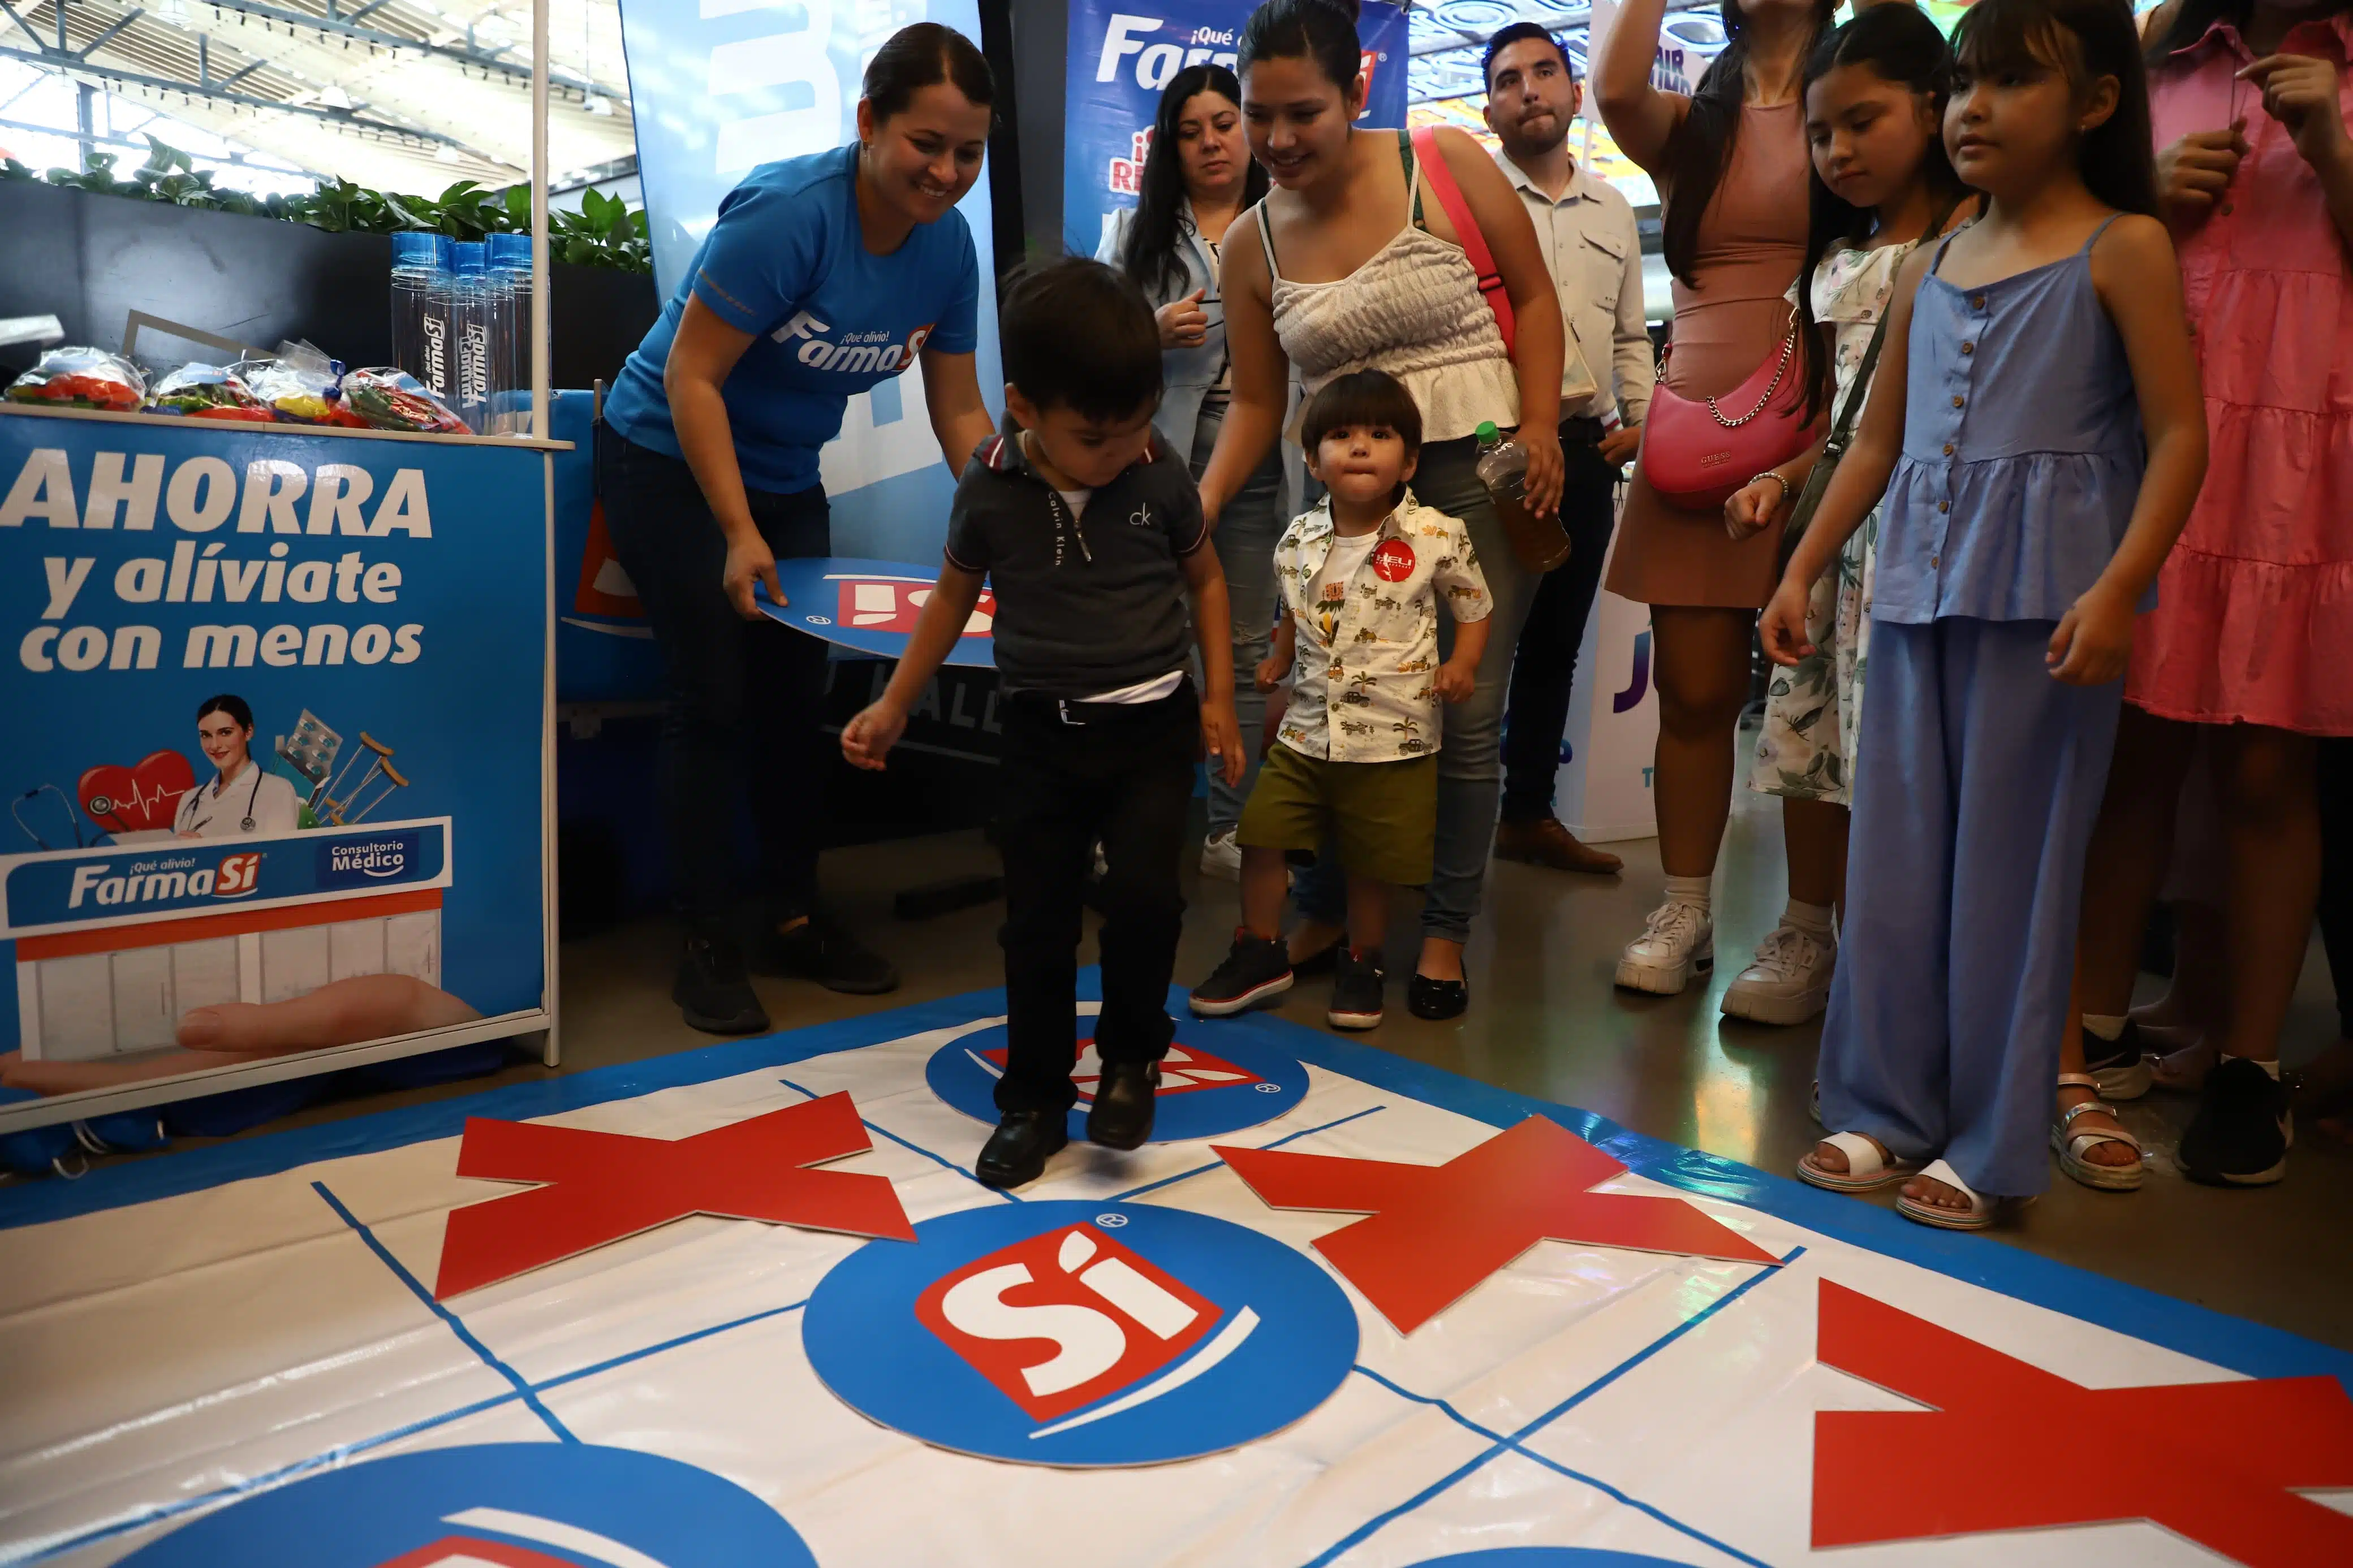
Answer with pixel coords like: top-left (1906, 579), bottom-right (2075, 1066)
top-left (117, 1442), bottom-right (817, 1567)
top-left (923, 1003), bottom-right (1308, 1143)
top-left (804, 1200), bottom-right (1357, 1465)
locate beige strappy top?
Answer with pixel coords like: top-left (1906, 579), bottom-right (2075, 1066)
top-left (1257, 131), bottom-right (1519, 444)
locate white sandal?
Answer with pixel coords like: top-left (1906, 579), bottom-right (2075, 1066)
top-left (1797, 1131), bottom-right (1921, 1194)
top-left (2053, 1073), bottom-right (2144, 1191)
top-left (1895, 1158), bottom-right (2032, 1230)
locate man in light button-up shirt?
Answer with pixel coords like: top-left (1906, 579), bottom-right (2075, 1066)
top-left (1483, 21), bottom-right (1656, 876)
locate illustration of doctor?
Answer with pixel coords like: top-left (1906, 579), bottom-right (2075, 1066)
top-left (175, 694), bottom-right (299, 839)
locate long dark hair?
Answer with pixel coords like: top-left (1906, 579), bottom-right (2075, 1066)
top-left (1794, 5), bottom-right (1970, 422)
top-left (1953, 0), bottom-right (2158, 218)
top-left (1122, 65), bottom-right (1270, 297)
top-left (1238, 0), bottom-right (1363, 91)
top-left (1661, 0), bottom-right (1839, 288)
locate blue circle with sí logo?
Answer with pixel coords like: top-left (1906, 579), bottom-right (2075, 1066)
top-left (805, 1199), bottom-right (1356, 1467)
top-left (120, 1442), bottom-right (816, 1566)
top-left (923, 1005), bottom-right (1307, 1144)
top-left (1410, 1554), bottom-right (1703, 1566)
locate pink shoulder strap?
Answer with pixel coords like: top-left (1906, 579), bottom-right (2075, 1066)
top-left (1408, 124), bottom-right (1516, 359)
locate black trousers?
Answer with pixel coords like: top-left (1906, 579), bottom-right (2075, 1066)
top-left (2320, 737), bottom-right (2352, 1039)
top-left (1499, 433), bottom-right (1623, 823)
top-left (594, 422), bottom-right (831, 933)
top-left (994, 685), bottom-right (1197, 1115)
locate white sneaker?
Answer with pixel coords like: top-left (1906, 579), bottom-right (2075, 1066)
top-left (1199, 828), bottom-right (1242, 882)
top-left (1615, 900), bottom-right (1714, 995)
top-left (1720, 922), bottom-right (1835, 1025)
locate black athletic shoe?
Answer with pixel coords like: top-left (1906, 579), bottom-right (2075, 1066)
top-left (976, 1109), bottom-right (1068, 1189)
top-left (1087, 1060), bottom-right (1159, 1150)
top-left (2081, 1020), bottom-right (2154, 1099)
top-left (1328, 947), bottom-right (1386, 1030)
top-left (1407, 973), bottom-right (1468, 1021)
top-left (757, 913), bottom-right (900, 995)
top-left (1190, 930), bottom-right (1294, 1016)
top-left (674, 934), bottom-right (770, 1035)
top-left (2179, 1055), bottom-right (2291, 1186)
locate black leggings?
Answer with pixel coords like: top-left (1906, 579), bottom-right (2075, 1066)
top-left (595, 422), bottom-right (831, 934)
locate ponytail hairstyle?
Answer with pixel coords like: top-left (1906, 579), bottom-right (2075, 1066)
top-left (1238, 0), bottom-right (1365, 96)
top-left (1794, 3), bottom-right (1970, 422)
top-left (861, 20), bottom-right (995, 123)
top-left (1660, 0), bottom-right (1839, 289)
top-left (1951, 0), bottom-right (2157, 218)
top-left (1123, 64), bottom-right (1271, 297)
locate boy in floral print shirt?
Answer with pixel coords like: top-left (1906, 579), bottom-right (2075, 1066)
top-left (1190, 371), bottom-right (1490, 1030)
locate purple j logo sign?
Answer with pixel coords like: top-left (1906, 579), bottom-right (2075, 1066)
top-left (1612, 629), bottom-right (1653, 714)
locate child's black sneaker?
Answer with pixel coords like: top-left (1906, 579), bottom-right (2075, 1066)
top-left (1327, 947), bottom-right (1386, 1030)
top-left (2080, 1020), bottom-right (2153, 1099)
top-left (673, 934), bottom-right (770, 1035)
top-left (2178, 1055), bottom-right (2291, 1186)
top-left (1190, 930), bottom-right (1293, 1016)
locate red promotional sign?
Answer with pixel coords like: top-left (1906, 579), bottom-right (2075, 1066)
top-left (915, 1221), bottom-right (1222, 1424)
top-left (833, 578), bottom-right (996, 638)
top-left (976, 1040), bottom-right (1265, 1104)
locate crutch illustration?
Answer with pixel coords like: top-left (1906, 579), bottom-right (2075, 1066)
top-left (318, 733), bottom-right (409, 824)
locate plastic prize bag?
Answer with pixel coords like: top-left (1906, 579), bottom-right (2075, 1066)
top-left (4, 346), bottom-right (146, 411)
top-left (148, 362), bottom-right (276, 421)
top-left (340, 366), bottom-right (471, 434)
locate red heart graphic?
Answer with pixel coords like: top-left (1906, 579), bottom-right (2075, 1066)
top-left (80, 750), bottom-right (196, 833)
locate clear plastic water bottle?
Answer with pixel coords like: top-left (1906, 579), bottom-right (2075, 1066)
top-left (389, 232), bottom-right (441, 392)
top-left (447, 240), bottom-right (505, 433)
top-left (1476, 420), bottom-right (1571, 572)
top-left (418, 234), bottom-right (458, 405)
top-left (488, 232), bottom-right (533, 434)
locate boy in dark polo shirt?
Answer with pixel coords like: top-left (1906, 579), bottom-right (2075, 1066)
top-left (841, 257), bottom-right (1243, 1189)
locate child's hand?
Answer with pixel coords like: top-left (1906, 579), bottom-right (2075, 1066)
top-left (1201, 696), bottom-right (1245, 786)
top-left (2048, 585), bottom-right (2135, 686)
top-left (841, 700), bottom-right (907, 770)
top-left (1724, 474), bottom-right (1789, 540)
top-left (1435, 657), bottom-right (1477, 703)
top-left (1758, 576), bottom-right (1814, 666)
top-left (1254, 653), bottom-right (1288, 692)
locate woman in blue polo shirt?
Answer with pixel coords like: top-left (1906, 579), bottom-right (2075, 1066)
top-left (598, 22), bottom-right (998, 1035)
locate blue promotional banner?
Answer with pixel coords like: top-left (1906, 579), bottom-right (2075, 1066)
top-left (755, 555), bottom-right (996, 668)
top-left (1065, 0), bottom-right (1410, 259)
top-left (0, 408), bottom-right (548, 1104)
top-left (611, 0), bottom-right (1002, 567)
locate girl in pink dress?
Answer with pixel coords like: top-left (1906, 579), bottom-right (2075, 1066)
top-left (2066, 0), bottom-right (2353, 1189)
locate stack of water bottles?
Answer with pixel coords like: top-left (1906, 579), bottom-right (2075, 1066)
top-left (389, 231), bottom-right (537, 435)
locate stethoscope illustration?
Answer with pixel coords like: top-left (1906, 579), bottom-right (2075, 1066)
top-left (176, 766), bottom-right (265, 835)
top-left (11, 784), bottom-right (87, 851)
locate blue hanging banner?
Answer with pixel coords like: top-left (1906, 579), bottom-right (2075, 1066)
top-left (1064, 0), bottom-right (1411, 260)
top-left (609, 0), bottom-right (1002, 568)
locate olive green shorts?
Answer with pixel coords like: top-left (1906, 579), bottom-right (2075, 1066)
top-left (1236, 743), bottom-right (1437, 887)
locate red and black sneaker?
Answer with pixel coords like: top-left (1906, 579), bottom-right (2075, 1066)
top-left (1190, 930), bottom-right (1294, 1016)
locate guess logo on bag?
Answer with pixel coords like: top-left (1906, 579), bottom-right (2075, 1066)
top-left (1698, 451), bottom-right (1733, 470)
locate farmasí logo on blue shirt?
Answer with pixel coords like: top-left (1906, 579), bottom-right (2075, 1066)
top-left (770, 309), bottom-right (934, 375)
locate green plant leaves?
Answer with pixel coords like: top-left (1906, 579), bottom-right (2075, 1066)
top-left (20, 141), bottom-right (649, 271)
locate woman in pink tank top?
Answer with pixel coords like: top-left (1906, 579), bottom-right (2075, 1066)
top-left (1597, 0), bottom-right (1841, 1020)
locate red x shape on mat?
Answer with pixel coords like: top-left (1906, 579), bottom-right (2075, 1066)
top-left (433, 1092), bottom-right (913, 1299)
top-left (1813, 1279), bottom-right (2353, 1564)
top-left (1213, 1116), bottom-right (1779, 1333)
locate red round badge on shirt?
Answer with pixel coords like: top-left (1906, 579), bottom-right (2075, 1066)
top-left (1372, 539), bottom-right (1416, 582)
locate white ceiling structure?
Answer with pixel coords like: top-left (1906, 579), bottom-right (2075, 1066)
top-left (0, 0), bottom-right (637, 192)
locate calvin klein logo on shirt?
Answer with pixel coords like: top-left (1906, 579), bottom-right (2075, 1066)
top-left (772, 310), bottom-right (934, 374)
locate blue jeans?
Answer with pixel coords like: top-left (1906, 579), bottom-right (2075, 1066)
top-left (1294, 435), bottom-right (1539, 946)
top-left (1195, 404), bottom-right (1286, 837)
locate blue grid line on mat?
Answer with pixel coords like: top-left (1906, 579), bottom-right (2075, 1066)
top-left (777, 1073), bottom-right (1023, 1202)
top-left (3, 1389), bottom-right (527, 1568)
top-left (1298, 1252), bottom-right (1798, 1568)
top-left (1110, 1104), bottom-right (1390, 1202)
top-left (535, 1299), bottom-right (813, 1395)
top-left (1347, 1364), bottom-right (1775, 1568)
top-left (7, 976), bottom-right (2348, 1396)
top-left (312, 1180), bottom-right (579, 1444)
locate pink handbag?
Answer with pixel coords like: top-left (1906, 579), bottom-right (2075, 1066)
top-left (1639, 318), bottom-right (1813, 512)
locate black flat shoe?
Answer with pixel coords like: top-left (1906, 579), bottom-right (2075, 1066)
top-left (673, 935), bottom-right (770, 1035)
top-left (976, 1109), bottom-right (1068, 1189)
top-left (1407, 973), bottom-right (1468, 1021)
top-left (1087, 1060), bottom-right (1160, 1150)
top-left (757, 913), bottom-right (900, 995)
